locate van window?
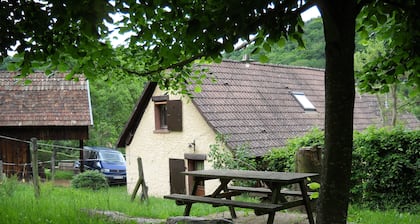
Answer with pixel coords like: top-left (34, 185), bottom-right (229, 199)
top-left (99, 151), bottom-right (125, 165)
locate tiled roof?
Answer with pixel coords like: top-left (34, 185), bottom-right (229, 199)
top-left (190, 60), bottom-right (419, 156)
top-left (116, 60), bottom-right (419, 155)
top-left (0, 72), bottom-right (93, 127)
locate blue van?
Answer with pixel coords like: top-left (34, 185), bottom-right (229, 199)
top-left (79, 146), bottom-right (127, 185)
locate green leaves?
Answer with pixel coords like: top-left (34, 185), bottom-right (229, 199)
top-left (356, 0), bottom-right (419, 97)
top-left (307, 181), bottom-right (320, 199)
top-left (259, 54), bottom-right (269, 63)
top-left (351, 127), bottom-right (420, 211)
top-left (1, 0), bottom-right (115, 78)
top-left (224, 18), bottom-right (325, 69)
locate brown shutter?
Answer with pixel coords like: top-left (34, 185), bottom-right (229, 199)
top-left (167, 100), bottom-right (182, 131)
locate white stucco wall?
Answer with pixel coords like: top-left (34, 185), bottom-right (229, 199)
top-left (125, 88), bottom-right (220, 197)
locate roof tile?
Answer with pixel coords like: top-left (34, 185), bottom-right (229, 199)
top-left (0, 72), bottom-right (92, 127)
top-left (190, 61), bottom-right (419, 156)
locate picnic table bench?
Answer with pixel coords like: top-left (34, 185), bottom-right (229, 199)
top-left (164, 169), bottom-right (318, 224)
top-left (164, 193), bottom-right (303, 212)
top-left (227, 185), bottom-right (315, 197)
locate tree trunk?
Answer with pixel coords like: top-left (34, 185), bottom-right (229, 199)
top-left (316, 1), bottom-right (357, 223)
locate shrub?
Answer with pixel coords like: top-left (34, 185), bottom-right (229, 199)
top-left (351, 127), bottom-right (419, 212)
top-left (263, 127), bottom-right (324, 172)
top-left (262, 126), bottom-right (419, 212)
top-left (208, 134), bottom-right (259, 186)
top-left (208, 134), bottom-right (257, 171)
top-left (71, 170), bottom-right (108, 190)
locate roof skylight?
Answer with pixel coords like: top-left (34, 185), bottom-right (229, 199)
top-left (292, 92), bottom-right (316, 111)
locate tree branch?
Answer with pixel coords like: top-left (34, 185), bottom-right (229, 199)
top-left (122, 53), bottom-right (206, 77)
top-left (233, 36), bottom-right (257, 51)
top-left (294, 0), bottom-right (317, 15)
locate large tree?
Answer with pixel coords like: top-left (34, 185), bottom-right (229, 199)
top-left (1, 1), bottom-right (418, 223)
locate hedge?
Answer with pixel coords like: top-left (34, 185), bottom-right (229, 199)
top-left (351, 127), bottom-right (419, 211)
top-left (263, 126), bottom-right (419, 212)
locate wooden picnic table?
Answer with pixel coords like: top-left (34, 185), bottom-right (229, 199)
top-left (164, 169), bottom-right (319, 224)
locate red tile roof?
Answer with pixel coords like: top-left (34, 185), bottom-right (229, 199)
top-left (0, 72), bottom-right (93, 127)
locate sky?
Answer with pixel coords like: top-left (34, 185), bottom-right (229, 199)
top-left (301, 6), bottom-right (321, 21)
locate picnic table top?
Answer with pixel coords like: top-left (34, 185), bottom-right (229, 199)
top-left (182, 169), bottom-right (318, 183)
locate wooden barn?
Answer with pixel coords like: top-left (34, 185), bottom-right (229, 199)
top-left (0, 72), bottom-right (93, 178)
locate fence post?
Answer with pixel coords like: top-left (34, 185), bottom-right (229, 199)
top-left (0, 160), bottom-right (3, 180)
top-left (51, 146), bottom-right (57, 182)
top-left (30, 138), bottom-right (40, 198)
top-left (131, 157), bottom-right (148, 202)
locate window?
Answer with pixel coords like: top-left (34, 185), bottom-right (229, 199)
top-left (155, 102), bottom-right (168, 129)
top-left (152, 96), bottom-right (182, 132)
top-left (292, 92), bottom-right (316, 111)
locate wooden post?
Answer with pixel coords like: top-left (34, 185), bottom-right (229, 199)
top-left (51, 146), bottom-right (57, 182)
top-left (131, 157), bottom-right (148, 202)
top-left (295, 146), bottom-right (321, 212)
top-left (0, 160), bottom-right (3, 180)
top-left (79, 140), bottom-right (84, 173)
top-left (30, 138), bottom-right (40, 198)
top-left (295, 146), bottom-right (321, 181)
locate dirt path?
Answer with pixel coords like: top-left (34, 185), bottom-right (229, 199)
top-left (206, 211), bottom-right (309, 224)
top-left (52, 179), bottom-right (71, 187)
top-left (87, 210), bottom-right (309, 224)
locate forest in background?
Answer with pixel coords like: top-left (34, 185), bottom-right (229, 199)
top-left (224, 18), bottom-right (325, 69)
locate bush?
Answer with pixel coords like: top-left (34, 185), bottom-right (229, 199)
top-left (208, 134), bottom-right (260, 186)
top-left (263, 126), bottom-right (419, 212)
top-left (208, 134), bottom-right (258, 171)
top-left (351, 127), bottom-right (419, 212)
top-left (263, 127), bottom-right (324, 172)
top-left (71, 170), bottom-right (108, 190)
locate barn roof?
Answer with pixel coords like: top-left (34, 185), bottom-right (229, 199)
top-left (0, 72), bottom-right (93, 127)
top-left (117, 60), bottom-right (419, 156)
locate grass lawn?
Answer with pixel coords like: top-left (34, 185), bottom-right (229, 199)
top-left (0, 179), bottom-right (228, 224)
top-left (0, 178), bottom-right (418, 224)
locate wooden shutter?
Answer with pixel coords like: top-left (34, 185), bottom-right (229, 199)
top-left (167, 100), bottom-right (182, 131)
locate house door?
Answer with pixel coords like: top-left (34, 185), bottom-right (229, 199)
top-left (169, 159), bottom-right (186, 194)
top-left (187, 159), bottom-right (205, 196)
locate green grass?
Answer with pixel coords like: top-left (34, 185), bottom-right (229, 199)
top-left (1, 179), bottom-right (418, 224)
top-left (348, 206), bottom-right (420, 224)
top-left (0, 179), bottom-right (229, 224)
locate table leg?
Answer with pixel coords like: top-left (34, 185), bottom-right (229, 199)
top-left (214, 179), bottom-right (237, 219)
top-left (299, 181), bottom-right (315, 224)
top-left (184, 203), bottom-right (192, 216)
top-left (267, 212), bottom-right (275, 224)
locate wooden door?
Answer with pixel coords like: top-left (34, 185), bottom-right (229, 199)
top-left (169, 159), bottom-right (186, 194)
top-left (0, 139), bottom-right (30, 178)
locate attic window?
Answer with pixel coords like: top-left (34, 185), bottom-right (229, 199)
top-left (292, 92), bottom-right (316, 111)
top-left (152, 96), bottom-right (183, 132)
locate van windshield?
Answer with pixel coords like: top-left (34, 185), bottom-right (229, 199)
top-left (99, 151), bottom-right (125, 165)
